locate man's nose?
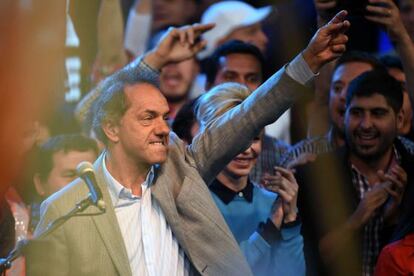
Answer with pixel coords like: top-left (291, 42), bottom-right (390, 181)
top-left (360, 114), bottom-right (373, 128)
top-left (155, 117), bottom-right (170, 135)
top-left (339, 86), bottom-right (348, 101)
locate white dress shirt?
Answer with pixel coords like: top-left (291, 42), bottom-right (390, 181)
top-left (102, 154), bottom-right (189, 276)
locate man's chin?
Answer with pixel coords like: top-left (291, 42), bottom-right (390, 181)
top-left (150, 155), bottom-right (168, 165)
top-left (165, 92), bottom-right (190, 104)
top-left (354, 147), bottom-right (380, 161)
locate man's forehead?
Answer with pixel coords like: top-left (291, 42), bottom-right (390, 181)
top-left (52, 149), bottom-right (96, 166)
top-left (333, 62), bottom-right (373, 80)
top-left (219, 53), bottom-right (261, 72)
top-left (123, 84), bottom-right (169, 115)
top-left (125, 82), bottom-right (159, 93)
top-left (221, 52), bottom-right (260, 63)
top-left (349, 94), bottom-right (390, 109)
top-left (125, 83), bottom-right (165, 101)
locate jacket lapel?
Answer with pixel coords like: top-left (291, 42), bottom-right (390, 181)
top-left (151, 169), bottom-right (240, 274)
top-left (90, 154), bottom-right (132, 276)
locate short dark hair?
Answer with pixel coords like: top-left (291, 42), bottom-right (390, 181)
top-left (346, 69), bottom-right (403, 113)
top-left (172, 97), bottom-right (198, 144)
top-left (36, 134), bottom-right (99, 181)
top-left (205, 40), bottom-right (265, 85)
top-left (335, 51), bottom-right (385, 72)
top-left (379, 55), bottom-right (403, 71)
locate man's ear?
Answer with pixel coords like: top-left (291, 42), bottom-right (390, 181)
top-left (205, 81), bottom-right (213, 91)
top-left (193, 59), bottom-right (200, 76)
top-left (396, 109), bottom-right (405, 131)
top-left (102, 120), bottom-right (120, 143)
top-left (33, 173), bottom-right (46, 197)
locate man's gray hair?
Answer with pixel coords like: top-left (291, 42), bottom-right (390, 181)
top-left (91, 80), bottom-right (155, 145)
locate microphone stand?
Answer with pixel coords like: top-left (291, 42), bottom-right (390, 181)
top-left (0, 195), bottom-right (104, 275)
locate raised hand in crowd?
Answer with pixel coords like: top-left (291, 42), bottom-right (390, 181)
top-left (75, 23), bottom-right (214, 123)
top-left (144, 23), bottom-right (214, 70)
top-left (366, 0), bottom-right (414, 111)
top-left (302, 10), bottom-right (350, 136)
top-left (302, 10), bottom-right (350, 74)
top-left (262, 167), bottom-right (299, 228)
top-left (366, 0), bottom-right (410, 42)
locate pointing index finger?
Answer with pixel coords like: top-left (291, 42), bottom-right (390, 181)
top-left (193, 23), bottom-right (215, 34)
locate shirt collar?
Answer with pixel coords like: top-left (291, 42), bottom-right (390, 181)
top-left (350, 145), bottom-right (401, 175)
top-left (209, 178), bottom-right (253, 204)
top-left (102, 151), bottom-right (156, 205)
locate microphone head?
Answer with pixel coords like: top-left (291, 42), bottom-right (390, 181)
top-left (76, 161), bottom-right (94, 176)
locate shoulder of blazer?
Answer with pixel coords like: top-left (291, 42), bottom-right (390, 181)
top-left (40, 178), bottom-right (90, 214)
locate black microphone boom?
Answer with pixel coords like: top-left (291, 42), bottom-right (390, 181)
top-left (76, 161), bottom-right (106, 211)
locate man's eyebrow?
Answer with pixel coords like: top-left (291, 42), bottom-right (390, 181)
top-left (141, 110), bottom-right (170, 116)
top-left (371, 107), bottom-right (389, 112)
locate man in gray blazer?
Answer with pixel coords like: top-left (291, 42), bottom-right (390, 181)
top-left (27, 11), bottom-right (350, 276)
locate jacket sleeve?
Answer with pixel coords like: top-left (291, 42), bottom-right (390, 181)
top-left (189, 55), bottom-right (312, 185)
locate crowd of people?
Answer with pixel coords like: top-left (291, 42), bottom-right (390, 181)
top-left (1, 0), bottom-right (414, 275)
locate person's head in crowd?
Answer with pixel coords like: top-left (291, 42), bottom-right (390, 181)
top-left (150, 29), bottom-right (200, 119)
top-left (92, 80), bottom-right (170, 167)
top-left (34, 134), bottom-right (99, 198)
top-left (344, 69), bottom-right (404, 162)
top-left (160, 58), bottom-right (199, 116)
top-left (12, 120), bottom-right (49, 204)
top-left (152, 0), bottom-right (201, 32)
top-left (205, 40), bottom-right (264, 91)
top-left (196, 82), bottom-right (261, 179)
top-left (172, 98), bottom-right (199, 145)
top-left (198, 1), bottom-right (271, 59)
top-left (398, 0), bottom-right (414, 42)
top-left (380, 55), bottom-right (413, 136)
top-left (329, 51), bottom-right (385, 141)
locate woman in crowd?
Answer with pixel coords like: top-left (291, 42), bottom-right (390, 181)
top-left (195, 82), bottom-right (305, 276)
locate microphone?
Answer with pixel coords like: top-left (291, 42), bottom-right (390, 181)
top-left (76, 161), bottom-right (106, 211)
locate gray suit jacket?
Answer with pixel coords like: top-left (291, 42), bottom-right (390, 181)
top-left (27, 57), bottom-right (308, 276)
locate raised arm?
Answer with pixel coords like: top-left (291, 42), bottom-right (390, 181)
top-left (192, 11), bottom-right (350, 184)
top-left (75, 23), bottom-right (213, 122)
top-left (366, 0), bottom-right (414, 118)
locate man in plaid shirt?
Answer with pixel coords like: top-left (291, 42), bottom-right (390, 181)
top-left (296, 69), bottom-right (414, 276)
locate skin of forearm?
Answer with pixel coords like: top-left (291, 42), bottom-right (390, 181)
top-left (307, 61), bottom-right (335, 137)
top-left (143, 50), bottom-right (165, 71)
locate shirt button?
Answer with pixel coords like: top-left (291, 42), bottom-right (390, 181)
top-left (238, 192), bottom-right (243, 197)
